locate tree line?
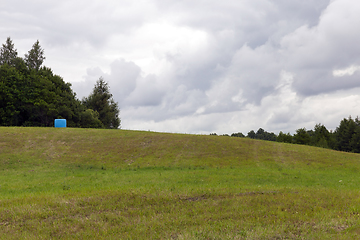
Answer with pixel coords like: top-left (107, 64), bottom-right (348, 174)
top-left (0, 37), bottom-right (120, 128)
top-left (212, 117), bottom-right (360, 153)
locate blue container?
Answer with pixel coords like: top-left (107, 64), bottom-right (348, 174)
top-left (55, 119), bottom-right (67, 128)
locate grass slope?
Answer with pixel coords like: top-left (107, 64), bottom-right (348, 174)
top-left (1, 127), bottom-right (360, 239)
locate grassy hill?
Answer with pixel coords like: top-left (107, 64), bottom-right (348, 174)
top-left (1, 127), bottom-right (360, 239)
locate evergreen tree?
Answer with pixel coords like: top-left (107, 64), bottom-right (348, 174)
top-left (311, 123), bottom-right (332, 148)
top-left (349, 117), bottom-right (360, 153)
top-left (0, 37), bottom-right (18, 66)
top-left (247, 130), bottom-right (256, 139)
top-left (277, 131), bottom-right (293, 143)
top-left (25, 40), bottom-right (45, 70)
top-left (334, 117), bottom-right (357, 152)
top-left (256, 128), bottom-right (265, 138)
top-left (82, 77), bottom-right (120, 129)
top-left (293, 128), bottom-right (311, 145)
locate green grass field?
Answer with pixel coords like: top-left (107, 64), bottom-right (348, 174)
top-left (1, 127), bottom-right (360, 239)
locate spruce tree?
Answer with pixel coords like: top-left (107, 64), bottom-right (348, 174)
top-left (25, 40), bottom-right (45, 70)
top-left (82, 77), bottom-right (120, 129)
top-left (0, 37), bottom-right (18, 66)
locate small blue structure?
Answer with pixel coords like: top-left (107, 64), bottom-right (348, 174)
top-left (55, 119), bottom-right (67, 128)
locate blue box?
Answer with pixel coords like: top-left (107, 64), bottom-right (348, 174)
top-left (55, 119), bottom-right (67, 128)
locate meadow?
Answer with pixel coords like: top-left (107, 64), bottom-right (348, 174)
top-left (1, 127), bottom-right (360, 239)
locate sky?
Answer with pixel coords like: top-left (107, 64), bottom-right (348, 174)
top-left (2, 0), bottom-right (360, 135)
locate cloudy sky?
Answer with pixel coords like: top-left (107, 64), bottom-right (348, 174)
top-left (2, 0), bottom-right (360, 134)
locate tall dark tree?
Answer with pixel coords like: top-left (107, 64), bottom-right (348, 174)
top-left (311, 123), bottom-right (332, 148)
top-left (0, 37), bottom-right (18, 66)
top-left (82, 77), bottom-right (120, 129)
top-left (247, 130), bottom-right (256, 139)
top-left (0, 63), bottom-right (21, 125)
top-left (293, 128), bottom-right (311, 145)
top-left (334, 117), bottom-right (357, 152)
top-left (254, 128), bottom-right (277, 141)
top-left (256, 128), bottom-right (265, 137)
top-left (350, 129), bottom-right (360, 153)
top-left (277, 131), bottom-right (293, 143)
top-left (25, 40), bottom-right (45, 70)
top-left (349, 117), bottom-right (360, 153)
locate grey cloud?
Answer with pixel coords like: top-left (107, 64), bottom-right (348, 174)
top-left (203, 0), bottom-right (360, 105)
top-left (123, 85), bottom-right (209, 123)
top-left (73, 59), bottom-right (167, 109)
top-left (165, 87), bottom-right (207, 117)
top-left (220, 44), bottom-right (282, 105)
top-left (69, 0), bottom-right (360, 134)
top-left (113, 0), bottom-right (357, 123)
top-left (106, 59), bottom-right (140, 103)
top-left (71, 68), bottom-right (101, 101)
top-left (171, 61), bottom-right (222, 91)
top-left (146, 0), bottom-right (334, 110)
top-left (72, 59), bottom-right (140, 101)
top-left (154, 0), bottom-right (330, 47)
top-left (294, 71), bottom-right (360, 96)
top-left (124, 74), bottom-right (164, 107)
top-left (279, 0), bottom-right (360, 96)
top-left (1, 0), bottom-right (151, 47)
top-left (274, 0), bottom-right (330, 26)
